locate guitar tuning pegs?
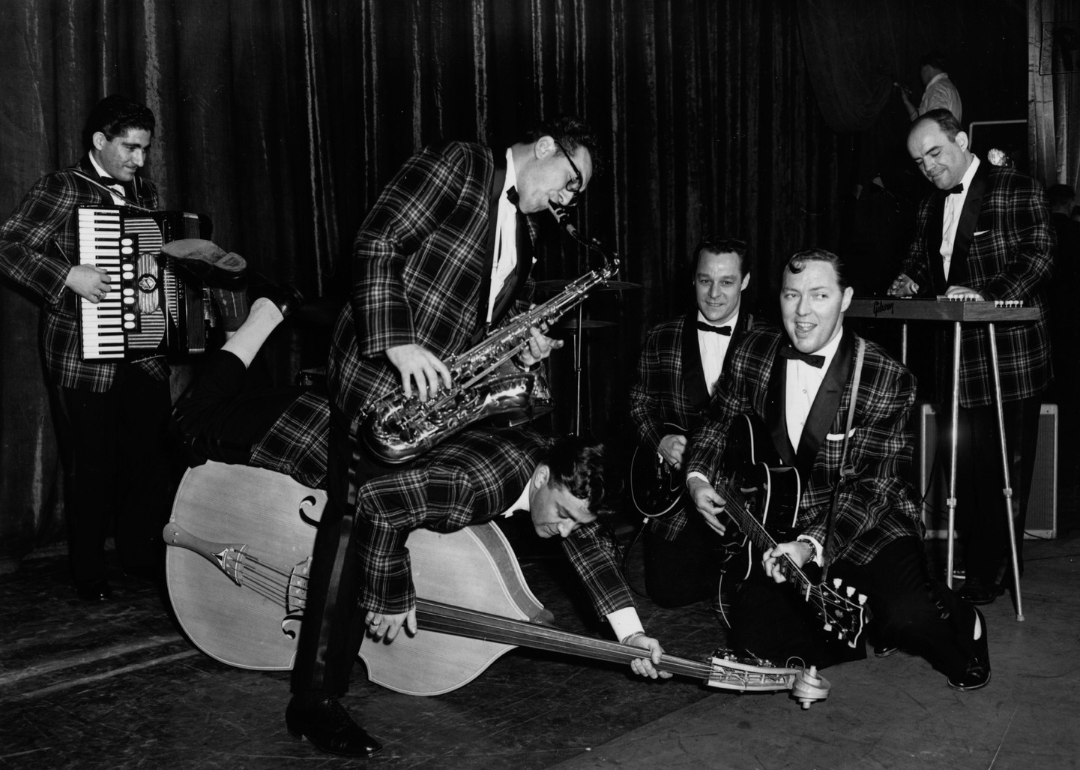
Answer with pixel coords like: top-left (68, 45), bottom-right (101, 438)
top-left (858, 593), bottom-right (868, 605)
top-left (833, 578), bottom-right (842, 588)
top-left (845, 586), bottom-right (855, 597)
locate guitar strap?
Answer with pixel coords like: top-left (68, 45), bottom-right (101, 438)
top-left (821, 337), bottom-right (865, 582)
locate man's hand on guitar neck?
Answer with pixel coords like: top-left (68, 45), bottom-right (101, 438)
top-left (658, 433), bottom-right (686, 469)
top-left (686, 477), bottom-right (727, 536)
top-left (762, 541), bottom-right (814, 584)
top-left (365, 608), bottom-right (418, 642)
top-left (624, 633), bottom-right (673, 680)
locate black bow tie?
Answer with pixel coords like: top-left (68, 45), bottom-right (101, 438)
top-left (696, 322), bottom-right (732, 336)
top-left (98, 175), bottom-right (134, 198)
top-left (779, 344), bottom-right (825, 368)
top-left (946, 183), bottom-right (964, 195)
top-left (506, 186), bottom-right (520, 207)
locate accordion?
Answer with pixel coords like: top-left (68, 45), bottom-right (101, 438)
top-left (77, 206), bottom-right (213, 361)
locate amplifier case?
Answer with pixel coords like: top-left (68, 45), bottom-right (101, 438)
top-left (911, 402), bottom-right (1057, 540)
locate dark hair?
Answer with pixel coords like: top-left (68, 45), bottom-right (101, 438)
top-left (692, 237), bottom-right (750, 279)
top-left (527, 115), bottom-right (603, 178)
top-left (543, 435), bottom-right (607, 515)
top-left (82, 95), bottom-right (155, 151)
top-left (1047, 184), bottom-right (1075, 209)
top-left (919, 50), bottom-right (949, 72)
top-left (910, 108), bottom-right (963, 143)
top-left (784, 248), bottom-right (850, 291)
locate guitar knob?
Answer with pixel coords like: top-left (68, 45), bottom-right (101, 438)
top-left (823, 622), bottom-right (833, 632)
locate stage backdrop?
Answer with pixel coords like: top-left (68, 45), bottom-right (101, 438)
top-left (0, 0), bottom-right (1035, 564)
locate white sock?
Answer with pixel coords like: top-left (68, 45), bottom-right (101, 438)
top-left (973, 612), bottom-right (982, 641)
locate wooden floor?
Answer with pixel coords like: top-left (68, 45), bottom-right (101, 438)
top-left (2, 512), bottom-right (1078, 770)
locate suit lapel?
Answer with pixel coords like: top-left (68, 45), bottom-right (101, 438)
top-left (476, 149), bottom-right (508, 331)
top-left (764, 351), bottom-right (796, 467)
top-left (794, 331), bottom-right (856, 479)
top-left (680, 312), bottom-right (710, 411)
top-left (946, 161), bottom-right (989, 287)
top-left (927, 192), bottom-right (948, 294)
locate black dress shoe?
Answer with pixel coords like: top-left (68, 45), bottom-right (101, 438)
top-left (76, 580), bottom-right (113, 602)
top-left (285, 696), bottom-right (382, 758)
top-left (948, 608), bottom-right (991, 691)
top-left (162, 239), bottom-right (248, 288)
top-left (958, 577), bottom-right (1005, 606)
top-left (254, 280), bottom-right (305, 319)
top-left (874, 645), bottom-right (900, 658)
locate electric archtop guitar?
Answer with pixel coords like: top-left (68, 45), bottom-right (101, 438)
top-left (713, 414), bottom-right (869, 649)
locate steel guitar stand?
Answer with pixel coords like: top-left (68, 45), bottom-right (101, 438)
top-left (847, 298), bottom-right (1033, 621)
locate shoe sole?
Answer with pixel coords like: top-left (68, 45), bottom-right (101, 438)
top-left (948, 670), bottom-right (991, 691)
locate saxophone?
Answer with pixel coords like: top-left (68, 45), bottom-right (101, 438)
top-left (361, 213), bottom-right (619, 464)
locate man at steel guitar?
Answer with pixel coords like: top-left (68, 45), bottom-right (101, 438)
top-left (628, 236), bottom-right (757, 610)
top-left (685, 248), bottom-right (991, 691)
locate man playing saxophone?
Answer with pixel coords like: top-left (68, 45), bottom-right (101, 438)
top-left (290, 116), bottom-right (629, 757)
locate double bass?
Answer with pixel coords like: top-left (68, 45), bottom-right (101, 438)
top-left (163, 461), bottom-right (830, 705)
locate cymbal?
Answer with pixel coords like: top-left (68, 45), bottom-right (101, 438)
top-left (549, 319), bottom-right (618, 331)
top-left (534, 279), bottom-right (642, 293)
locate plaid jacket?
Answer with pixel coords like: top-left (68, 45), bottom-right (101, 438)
top-left (247, 389), bottom-right (330, 490)
top-left (686, 327), bottom-right (924, 568)
top-left (903, 163), bottom-right (1054, 407)
top-left (629, 310), bottom-right (755, 540)
top-left (0, 157), bottom-right (166, 391)
top-left (352, 427), bottom-right (632, 618)
top-left (329, 142), bottom-right (538, 419)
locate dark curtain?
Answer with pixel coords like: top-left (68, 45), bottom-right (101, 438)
top-left (20, 0), bottom-right (1030, 565)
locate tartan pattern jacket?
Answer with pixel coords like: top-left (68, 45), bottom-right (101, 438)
top-left (903, 163), bottom-right (1054, 407)
top-left (329, 142), bottom-right (538, 420)
top-left (247, 389), bottom-right (330, 490)
top-left (352, 427), bottom-right (633, 618)
top-left (686, 327), bottom-right (924, 568)
top-left (0, 156), bottom-right (166, 391)
top-left (629, 310), bottom-right (754, 540)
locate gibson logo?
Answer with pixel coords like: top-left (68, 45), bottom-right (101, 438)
top-left (872, 300), bottom-right (894, 316)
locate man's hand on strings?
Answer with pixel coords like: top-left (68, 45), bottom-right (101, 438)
top-left (687, 477), bottom-right (727, 536)
top-left (625, 634), bottom-right (673, 680)
top-left (658, 434), bottom-right (687, 469)
top-left (386, 344), bottom-right (453, 402)
top-left (365, 609), bottom-right (417, 642)
top-left (762, 541), bottom-right (813, 584)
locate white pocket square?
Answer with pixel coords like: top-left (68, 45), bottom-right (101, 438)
top-left (826, 429), bottom-right (856, 440)
top-left (974, 229), bottom-right (990, 236)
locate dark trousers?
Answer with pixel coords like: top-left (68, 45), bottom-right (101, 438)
top-left (729, 537), bottom-right (979, 679)
top-left (643, 507), bottom-right (730, 608)
top-left (54, 366), bottom-right (174, 585)
top-left (290, 405), bottom-right (400, 698)
top-left (172, 350), bottom-right (305, 465)
top-left (952, 396), bottom-right (1040, 583)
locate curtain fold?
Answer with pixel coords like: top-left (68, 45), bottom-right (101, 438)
top-left (1, 0), bottom-right (1035, 565)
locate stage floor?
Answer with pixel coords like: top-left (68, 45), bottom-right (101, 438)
top-left (2, 518), bottom-right (1078, 770)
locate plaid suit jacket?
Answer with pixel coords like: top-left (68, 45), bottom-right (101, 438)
top-left (352, 427), bottom-right (632, 618)
top-left (0, 157), bottom-right (166, 391)
top-left (629, 310), bottom-right (755, 539)
top-left (686, 327), bottom-right (923, 567)
top-left (903, 163), bottom-right (1054, 407)
top-left (329, 142), bottom-right (539, 419)
top-left (247, 389), bottom-right (330, 490)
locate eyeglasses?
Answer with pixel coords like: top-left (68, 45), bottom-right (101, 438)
top-left (554, 139), bottom-right (584, 194)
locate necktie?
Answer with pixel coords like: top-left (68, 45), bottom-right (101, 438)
top-left (696, 322), bottom-right (732, 336)
top-left (778, 344), bottom-right (825, 368)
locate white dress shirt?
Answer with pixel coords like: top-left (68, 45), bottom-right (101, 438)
top-left (698, 311), bottom-right (738, 396)
top-left (785, 328), bottom-right (845, 450)
top-left (941, 156), bottom-right (980, 280)
top-left (486, 147), bottom-right (520, 324)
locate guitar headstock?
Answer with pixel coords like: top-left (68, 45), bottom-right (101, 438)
top-left (812, 578), bottom-right (868, 648)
